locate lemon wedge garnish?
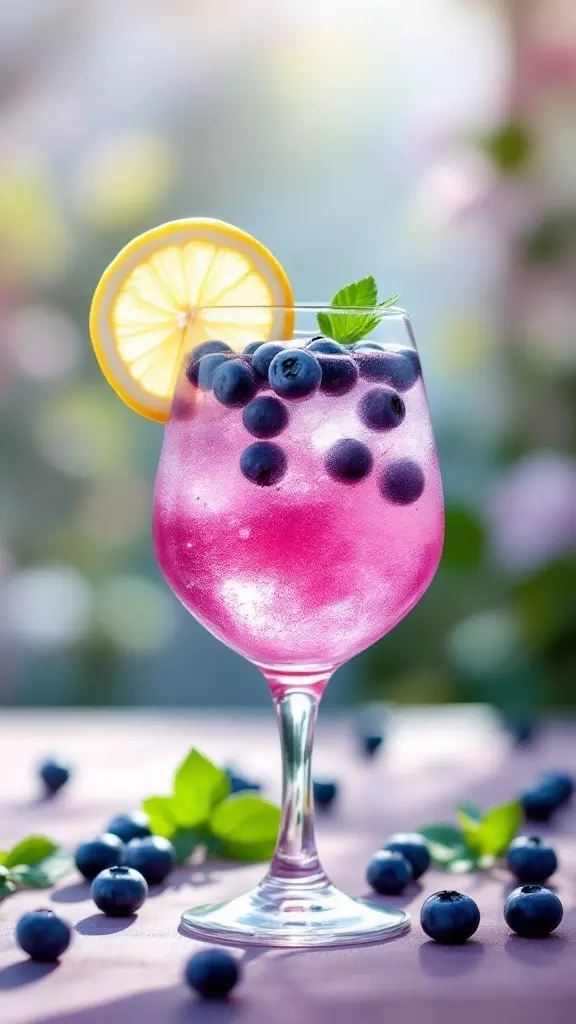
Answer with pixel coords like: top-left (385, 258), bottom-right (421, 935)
top-left (89, 218), bottom-right (294, 421)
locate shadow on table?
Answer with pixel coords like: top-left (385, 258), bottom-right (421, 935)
top-left (75, 913), bottom-right (136, 935)
top-left (52, 882), bottom-right (91, 904)
top-left (0, 961), bottom-right (59, 990)
top-left (166, 861), bottom-right (251, 892)
top-left (504, 933), bottom-right (568, 968)
top-left (34, 985), bottom-right (246, 1024)
top-left (418, 940), bottom-right (485, 978)
top-left (361, 880), bottom-right (423, 909)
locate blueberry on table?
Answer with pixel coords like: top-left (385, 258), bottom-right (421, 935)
top-left (74, 833), bottom-right (125, 881)
top-left (106, 811), bottom-right (151, 843)
top-left (384, 833), bottom-right (430, 880)
top-left (366, 850), bottom-right (413, 895)
top-left (16, 909), bottom-right (72, 962)
top-left (240, 441), bottom-right (287, 486)
top-left (359, 388), bottom-right (405, 431)
top-left (213, 358), bottom-right (256, 408)
top-left (313, 778), bottom-right (338, 809)
top-left (420, 891), bottom-right (480, 944)
top-left (38, 757), bottom-right (71, 796)
top-left (306, 337), bottom-right (345, 354)
top-left (243, 341), bottom-right (265, 356)
top-left (242, 395), bottom-right (288, 439)
top-left (361, 734), bottom-right (384, 758)
top-left (325, 439), bottom-right (373, 483)
top-left (269, 349), bottom-right (322, 399)
top-left (504, 884), bottom-right (563, 938)
top-left (187, 352), bottom-right (230, 389)
top-left (520, 785), bottom-right (560, 823)
top-left (356, 349), bottom-right (420, 392)
top-left (539, 770), bottom-right (574, 807)
top-left (252, 342), bottom-right (285, 381)
top-left (506, 836), bottom-right (558, 884)
top-left (225, 766), bottom-right (262, 794)
top-left (502, 711), bottom-right (539, 746)
top-left (379, 458), bottom-right (425, 505)
top-left (91, 866), bottom-right (148, 916)
top-left (318, 354), bottom-right (359, 396)
top-left (185, 949), bottom-right (241, 1000)
top-left (125, 836), bottom-right (176, 885)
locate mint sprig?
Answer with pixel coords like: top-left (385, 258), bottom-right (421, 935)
top-left (419, 798), bottom-right (521, 873)
top-left (0, 836), bottom-right (72, 900)
top-left (317, 276), bottom-right (399, 345)
top-left (143, 747), bottom-right (280, 865)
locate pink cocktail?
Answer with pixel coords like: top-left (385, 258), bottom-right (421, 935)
top-left (153, 305), bottom-right (444, 946)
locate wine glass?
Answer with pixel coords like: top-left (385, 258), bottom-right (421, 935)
top-left (153, 304), bottom-right (444, 947)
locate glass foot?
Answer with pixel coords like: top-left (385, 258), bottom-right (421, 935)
top-left (180, 877), bottom-right (410, 948)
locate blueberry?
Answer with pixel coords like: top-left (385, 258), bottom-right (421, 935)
top-left (252, 342), bottom-right (285, 381)
top-left (240, 441), bottom-right (287, 486)
top-left (504, 884), bottom-right (563, 938)
top-left (16, 909), bottom-right (72, 962)
top-left (38, 758), bottom-right (70, 796)
top-left (507, 836), bottom-right (557, 884)
top-left (187, 352), bottom-right (230, 389)
top-left (384, 833), bottom-right (431, 881)
top-left (379, 458), bottom-right (425, 505)
top-left (242, 395), bottom-right (288, 439)
top-left (356, 350), bottom-right (420, 392)
top-left (189, 340), bottom-right (232, 361)
top-left (325, 439), bottom-right (373, 483)
top-left (225, 766), bottom-right (262, 794)
top-left (185, 949), bottom-right (240, 1000)
top-left (361, 734), bottom-right (384, 758)
top-left (75, 833), bottom-right (125, 881)
top-left (125, 836), bottom-right (176, 885)
top-left (539, 770), bottom-right (574, 807)
top-left (243, 341), bottom-right (265, 357)
top-left (503, 711), bottom-right (539, 746)
top-left (91, 866), bottom-right (148, 916)
top-left (306, 337), bottom-right (345, 354)
top-left (313, 778), bottom-right (338, 810)
top-left (213, 358), bottom-right (256, 408)
top-left (269, 349), bottom-right (322, 399)
top-left (318, 354), bottom-right (359, 396)
top-left (359, 388), bottom-right (405, 431)
top-left (106, 811), bottom-right (151, 844)
top-left (520, 785), bottom-right (560, 823)
top-left (420, 890), bottom-right (480, 944)
top-left (366, 850), bottom-right (413, 895)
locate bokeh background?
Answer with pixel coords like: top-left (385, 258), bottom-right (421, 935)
top-left (0, 0), bottom-right (574, 713)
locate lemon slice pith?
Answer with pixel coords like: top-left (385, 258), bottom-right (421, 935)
top-left (89, 218), bottom-right (294, 422)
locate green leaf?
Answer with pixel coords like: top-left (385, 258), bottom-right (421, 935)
top-left (7, 852), bottom-right (72, 889)
top-left (475, 800), bottom-right (522, 858)
top-left (171, 749), bottom-right (230, 828)
top-left (0, 852), bottom-right (7, 865)
top-left (456, 808), bottom-right (483, 856)
top-left (0, 878), bottom-right (16, 900)
top-left (210, 794), bottom-right (280, 862)
top-left (170, 829), bottom-right (202, 865)
top-left (142, 796), bottom-right (177, 839)
top-left (456, 803), bottom-right (482, 822)
top-left (317, 277), bottom-right (398, 345)
top-left (418, 824), bottom-right (470, 866)
top-left (4, 836), bottom-right (58, 869)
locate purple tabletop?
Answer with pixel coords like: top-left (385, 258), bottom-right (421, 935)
top-left (0, 708), bottom-right (574, 1024)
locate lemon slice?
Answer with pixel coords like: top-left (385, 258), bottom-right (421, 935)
top-left (89, 218), bottom-right (294, 421)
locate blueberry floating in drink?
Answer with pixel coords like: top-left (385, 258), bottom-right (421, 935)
top-left (379, 458), bottom-right (425, 505)
top-left (325, 439), bottom-right (373, 483)
top-left (213, 358), bottom-right (256, 408)
top-left (318, 354), bottom-right (359, 396)
top-left (252, 341), bottom-right (285, 382)
top-left (240, 441), bottom-right (287, 486)
top-left (359, 388), bottom-right (405, 431)
top-left (242, 395), bottom-right (288, 439)
top-left (269, 349), bottom-right (322, 399)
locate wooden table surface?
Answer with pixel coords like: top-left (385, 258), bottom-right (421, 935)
top-left (0, 708), bottom-right (575, 1024)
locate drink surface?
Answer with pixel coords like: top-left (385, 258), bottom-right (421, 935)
top-left (153, 340), bottom-right (444, 671)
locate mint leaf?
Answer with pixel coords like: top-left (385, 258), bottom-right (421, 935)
top-left (418, 824), bottom-right (470, 866)
top-left (456, 803), bottom-right (482, 822)
top-left (170, 829), bottom-right (202, 865)
top-left (456, 807), bottom-right (483, 856)
top-left (317, 278), bottom-right (398, 345)
top-left (461, 800), bottom-right (521, 858)
top-left (142, 796), bottom-right (177, 838)
top-left (0, 878), bottom-right (16, 900)
top-left (210, 794), bottom-right (280, 862)
top-left (4, 836), bottom-right (58, 869)
top-left (171, 749), bottom-right (230, 828)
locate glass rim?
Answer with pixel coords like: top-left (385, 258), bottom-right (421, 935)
top-left (195, 303), bottom-right (409, 318)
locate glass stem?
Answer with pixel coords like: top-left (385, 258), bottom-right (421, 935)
top-left (264, 675), bottom-right (331, 888)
